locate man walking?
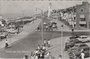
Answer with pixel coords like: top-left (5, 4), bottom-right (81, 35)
top-left (5, 39), bottom-right (9, 48)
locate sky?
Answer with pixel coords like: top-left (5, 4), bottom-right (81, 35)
top-left (0, 0), bottom-right (89, 19)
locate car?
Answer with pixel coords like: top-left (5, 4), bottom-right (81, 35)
top-left (68, 43), bottom-right (90, 59)
top-left (77, 35), bottom-right (90, 43)
top-left (6, 28), bottom-right (18, 34)
top-left (0, 31), bottom-right (8, 39)
top-left (65, 38), bottom-right (83, 51)
top-left (69, 35), bottom-right (80, 39)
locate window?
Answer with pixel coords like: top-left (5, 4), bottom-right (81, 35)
top-left (81, 9), bottom-right (84, 12)
top-left (80, 24), bottom-right (87, 27)
top-left (80, 8), bottom-right (84, 12)
top-left (80, 18), bottom-right (86, 21)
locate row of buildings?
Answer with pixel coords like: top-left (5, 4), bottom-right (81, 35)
top-left (49, 1), bottom-right (90, 30)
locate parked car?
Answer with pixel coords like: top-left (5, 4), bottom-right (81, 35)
top-left (64, 38), bottom-right (82, 51)
top-left (77, 35), bottom-right (90, 43)
top-left (69, 35), bottom-right (80, 39)
top-left (6, 28), bottom-right (18, 34)
top-left (68, 43), bottom-right (90, 59)
top-left (0, 30), bottom-right (8, 39)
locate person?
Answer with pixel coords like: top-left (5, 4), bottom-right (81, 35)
top-left (5, 39), bottom-right (9, 48)
top-left (43, 39), bottom-right (47, 46)
top-left (80, 51), bottom-right (85, 59)
top-left (34, 49), bottom-right (39, 55)
top-left (47, 40), bottom-right (50, 47)
top-left (34, 49), bottom-right (40, 59)
top-left (37, 44), bottom-right (41, 50)
top-left (46, 52), bottom-right (50, 57)
top-left (58, 55), bottom-right (62, 59)
top-left (30, 52), bottom-right (35, 59)
top-left (39, 51), bottom-right (44, 59)
top-left (42, 45), bottom-right (47, 52)
top-left (35, 55), bottom-right (38, 59)
top-left (23, 55), bottom-right (28, 59)
top-left (46, 25), bottom-right (48, 31)
top-left (81, 49), bottom-right (84, 52)
top-left (71, 28), bottom-right (74, 35)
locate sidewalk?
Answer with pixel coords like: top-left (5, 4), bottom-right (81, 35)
top-left (0, 19), bottom-right (42, 49)
top-left (57, 29), bottom-right (90, 32)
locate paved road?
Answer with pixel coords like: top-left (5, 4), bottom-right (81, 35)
top-left (0, 31), bottom-right (90, 58)
top-left (0, 31), bottom-right (42, 58)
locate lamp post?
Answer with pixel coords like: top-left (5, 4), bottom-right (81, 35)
top-left (36, 8), bottom-right (44, 45)
top-left (61, 24), bottom-right (64, 58)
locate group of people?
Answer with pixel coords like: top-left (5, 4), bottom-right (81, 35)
top-left (30, 39), bottom-right (51, 59)
top-left (37, 22), bottom-right (58, 31)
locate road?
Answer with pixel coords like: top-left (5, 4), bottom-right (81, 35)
top-left (0, 31), bottom-right (90, 58)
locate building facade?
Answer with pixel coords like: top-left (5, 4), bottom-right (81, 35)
top-left (75, 1), bottom-right (90, 29)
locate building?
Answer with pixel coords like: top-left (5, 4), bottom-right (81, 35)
top-left (75, 1), bottom-right (90, 29)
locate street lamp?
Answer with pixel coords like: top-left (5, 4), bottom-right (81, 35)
top-left (36, 8), bottom-right (44, 45)
top-left (61, 24), bottom-right (64, 58)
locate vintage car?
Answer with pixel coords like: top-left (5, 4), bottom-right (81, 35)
top-left (0, 30), bottom-right (8, 39)
top-left (64, 38), bottom-right (82, 51)
top-left (68, 43), bottom-right (90, 59)
top-left (6, 28), bottom-right (18, 34)
top-left (77, 35), bottom-right (90, 43)
top-left (69, 35), bottom-right (80, 39)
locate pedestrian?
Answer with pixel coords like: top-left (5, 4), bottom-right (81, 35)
top-left (58, 55), bottom-right (62, 59)
top-left (42, 45), bottom-right (47, 52)
top-left (71, 28), bottom-right (74, 35)
top-left (34, 49), bottom-right (40, 59)
top-left (30, 52), bottom-right (35, 59)
top-left (46, 52), bottom-right (50, 57)
top-left (34, 49), bottom-right (39, 55)
top-left (37, 44), bottom-right (41, 50)
top-left (35, 55), bottom-right (38, 59)
top-left (23, 55), bottom-right (28, 59)
top-left (5, 39), bottom-right (9, 48)
top-left (39, 51), bottom-right (44, 59)
top-left (81, 49), bottom-right (84, 52)
top-left (48, 52), bottom-right (52, 59)
top-left (80, 51), bottom-right (85, 59)
top-left (43, 39), bottom-right (47, 46)
top-left (47, 39), bottom-right (50, 47)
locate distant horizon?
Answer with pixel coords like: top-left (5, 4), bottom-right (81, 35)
top-left (0, 0), bottom-right (90, 19)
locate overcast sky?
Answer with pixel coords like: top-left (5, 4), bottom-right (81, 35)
top-left (0, 0), bottom-right (89, 19)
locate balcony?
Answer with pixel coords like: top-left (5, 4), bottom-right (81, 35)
top-left (79, 21), bottom-right (86, 24)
